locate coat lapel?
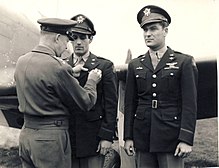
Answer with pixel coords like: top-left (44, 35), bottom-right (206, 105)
top-left (66, 54), bottom-right (74, 67)
top-left (154, 47), bottom-right (176, 73)
top-left (79, 53), bottom-right (100, 79)
top-left (140, 52), bottom-right (154, 72)
top-left (84, 53), bottom-right (100, 70)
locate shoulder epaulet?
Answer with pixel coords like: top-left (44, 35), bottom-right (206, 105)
top-left (173, 50), bottom-right (192, 58)
top-left (137, 54), bottom-right (145, 58)
top-left (96, 56), bottom-right (112, 63)
top-left (173, 50), bottom-right (182, 54)
top-left (53, 56), bottom-right (67, 66)
top-left (97, 56), bottom-right (107, 60)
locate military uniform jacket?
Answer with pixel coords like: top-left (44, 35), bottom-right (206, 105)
top-left (67, 53), bottom-right (118, 157)
top-left (124, 47), bottom-right (198, 152)
top-left (14, 45), bottom-right (97, 117)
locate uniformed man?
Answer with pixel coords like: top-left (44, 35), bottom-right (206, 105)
top-left (124, 5), bottom-right (198, 168)
top-left (66, 14), bottom-right (118, 168)
top-left (14, 18), bottom-right (102, 168)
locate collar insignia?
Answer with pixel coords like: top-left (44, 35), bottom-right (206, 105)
top-left (169, 57), bottom-right (174, 60)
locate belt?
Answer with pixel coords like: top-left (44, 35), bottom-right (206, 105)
top-left (152, 100), bottom-right (158, 109)
top-left (151, 100), bottom-right (179, 109)
top-left (24, 115), bottom-right (69, 129)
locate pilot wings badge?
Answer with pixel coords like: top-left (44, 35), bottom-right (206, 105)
top-left (136, 66), bottom-right (143, 70)
top-left (164, 62), bottom-right (179, 70)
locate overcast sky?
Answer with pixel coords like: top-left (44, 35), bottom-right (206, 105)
top-left (2, 0), bottom-right (219, 64)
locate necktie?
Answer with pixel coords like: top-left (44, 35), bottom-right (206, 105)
top-left (74, 57), bottom-right (84, 66)
top-left (73, 57), bottom-right (85, 77)
top-left (151, 52), bottom-right (160, 69)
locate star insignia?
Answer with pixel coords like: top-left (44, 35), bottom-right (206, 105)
top-left (143, 8), bottom-right (151, 17)
top-left (77, 16), bottom-right (85, 23)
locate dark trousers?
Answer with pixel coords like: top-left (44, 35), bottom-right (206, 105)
top-left (135, 151), bottom-right (184, 168)
top-left (72, 154), bottom-right (104, 168)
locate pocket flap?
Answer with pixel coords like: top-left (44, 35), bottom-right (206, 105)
top-left (135, 109), bottom-right (145, 120)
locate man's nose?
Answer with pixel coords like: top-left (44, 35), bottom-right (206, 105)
top-left (76, 39), bottom-right (82, 44)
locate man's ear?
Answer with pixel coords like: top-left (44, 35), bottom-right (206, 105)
top-left (164, 27), bottom-right (168, 36)
top-left (89, 36), bottom-right (93, 43)
top-left (55, 34), bottom-right (61, 42)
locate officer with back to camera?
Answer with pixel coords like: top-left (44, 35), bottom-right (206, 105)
top-left (124, 5), bottom-right (198, 168)
top-left (14, 17), bottom-right (102, 168)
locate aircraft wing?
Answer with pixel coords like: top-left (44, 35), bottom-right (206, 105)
top-left (0, 4), bottom-right (39, 128)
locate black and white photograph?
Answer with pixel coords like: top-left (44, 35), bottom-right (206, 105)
top-left (0, 0), bottom-right (218, 167)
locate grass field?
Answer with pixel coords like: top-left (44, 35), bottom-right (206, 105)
top-left (0, 118), bottom-right (218, 168)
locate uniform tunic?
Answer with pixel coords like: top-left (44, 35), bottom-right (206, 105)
top-left (14, 45), bottom-right (98, 168)
top-left (67, 53), bottom-right (118, 158)
top-left (124, 47), bottom-right (198, 152)
top-left (15, 45), bottom-right (97, 115)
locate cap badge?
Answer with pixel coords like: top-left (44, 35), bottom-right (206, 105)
top-left (143, 8), bottom-right (151, 17)
top-left (76, 16), bottom-right (85, 23)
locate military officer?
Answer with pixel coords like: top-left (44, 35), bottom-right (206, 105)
top-left (66, 14), bottom-right (118, 168)
top-left (15, 18), bottom-right (102, 168)
top-left (124, 5), bottom-right (198, 168)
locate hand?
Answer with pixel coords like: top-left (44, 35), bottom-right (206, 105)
top-left (88, 68), bottom-right (102, 84)
top-left (174, 142), bottom-right (192, 158)
top-left (96, 140), bottom-right (112, 155)
top-left (124, 140), bottom-right (135, 156)
top-left (72, 64), bottom-right (88, 77)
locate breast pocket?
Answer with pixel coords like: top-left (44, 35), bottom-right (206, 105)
top-left (161, 69), bottom-right (180, 94)
top-left (135, 72), bottom-right (148, 93)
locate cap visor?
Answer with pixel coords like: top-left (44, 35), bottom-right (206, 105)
top-left (71, 28), bottom-right (92, 35)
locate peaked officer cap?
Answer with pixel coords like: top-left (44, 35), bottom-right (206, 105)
top-left (137, 5), bottom-right (171, 28)
top-left (37, 18), bottom-right (77, 39)
top-left (70, 14), bottom-right (96, 36)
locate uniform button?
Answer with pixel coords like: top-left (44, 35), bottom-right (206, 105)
top-left (152, 93), bottom-right (157, 97)
top-left (136, 75), bottom-right (139, 78)
top-left (174, 116), bottom-right (177, 120)
top-left (152, 74), bottom-right (157, 78)
top-left (152, 83), bottom-right (157, 87)
top-left (134, 114), bottom-right (137, 117)
top-left (170, 72), bottom-right (174, 76)
top-left (100, 116), bottom-right (103, 119)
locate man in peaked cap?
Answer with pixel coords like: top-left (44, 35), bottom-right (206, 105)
top-left (124, 5), bottom-right (198, 168)
top-left (15, 17), bottom-right (102, 168)
top-left (65, 14), bottom-right (118, 168)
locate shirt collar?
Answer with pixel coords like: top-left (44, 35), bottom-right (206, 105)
top-left (149, 45), bottom-right (167, 58)
top-left (74, 51), bottom-right (90, 62)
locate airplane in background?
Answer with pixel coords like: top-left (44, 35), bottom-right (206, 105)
top-left (0, 4), bottom-right (217, 129)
